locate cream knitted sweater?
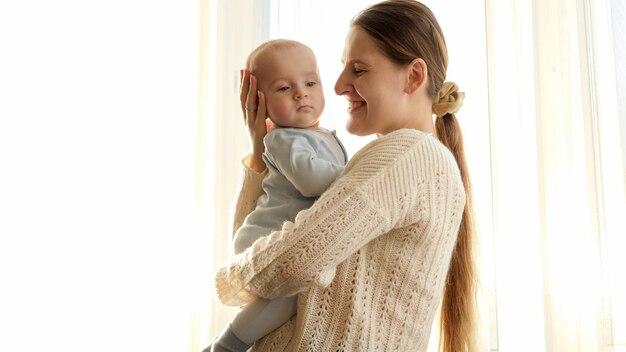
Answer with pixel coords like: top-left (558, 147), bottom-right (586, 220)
top-left (215, 129), bottom-right (465, 352)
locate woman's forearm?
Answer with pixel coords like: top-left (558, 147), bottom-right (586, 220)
top-left (216, 182), bottom-right (389, 305)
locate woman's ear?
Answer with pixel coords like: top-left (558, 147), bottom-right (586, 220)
top-left (405, 58), bottom-right (427, 94)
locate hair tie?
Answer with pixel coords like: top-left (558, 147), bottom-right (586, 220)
top-left (432, 81), bottom-right (465, 118)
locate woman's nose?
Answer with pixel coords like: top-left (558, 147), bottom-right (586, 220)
top-left (334, 70), bottom-right (351, 96)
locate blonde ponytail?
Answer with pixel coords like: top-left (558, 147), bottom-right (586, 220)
top-left (434, 82), bottom-right (478, 352)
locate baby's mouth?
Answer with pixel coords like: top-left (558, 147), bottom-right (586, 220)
top-left (297, 104), bottom-right (312, 111)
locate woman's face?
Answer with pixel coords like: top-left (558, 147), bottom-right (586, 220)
top-left (334, 27), bottom-right (414, 136)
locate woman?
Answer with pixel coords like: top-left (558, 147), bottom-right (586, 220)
top-left (214, 1), bottom-right (478, 351)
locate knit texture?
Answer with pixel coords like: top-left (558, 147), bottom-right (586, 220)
top-left (215, 129), bottom-right (466, 352)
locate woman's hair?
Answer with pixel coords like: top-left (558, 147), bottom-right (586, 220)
top-left (353, 1), bottom-right (478, 351)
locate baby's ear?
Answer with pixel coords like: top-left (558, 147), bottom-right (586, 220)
top-left (405, 58), bottom-right (428, 94)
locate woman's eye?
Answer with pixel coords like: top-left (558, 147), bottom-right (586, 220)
top-left (352, 68), bottom-right (364, 75)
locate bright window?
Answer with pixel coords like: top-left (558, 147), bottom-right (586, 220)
top-left (1, 1), bottom-right (204, 352)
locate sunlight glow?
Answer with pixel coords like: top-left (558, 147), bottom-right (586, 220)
top-left (589, 0), bottom-right (626, 344)
top-left (1, 1), bottom-right (201, 351)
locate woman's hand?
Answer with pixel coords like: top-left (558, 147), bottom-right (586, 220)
top-left (240, 69), bottom-right (269, 173)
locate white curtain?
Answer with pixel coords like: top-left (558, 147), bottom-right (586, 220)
top-left (202, 0), bottom-right (275, 347)
top-left (490, 0), bottom-right (625, 350)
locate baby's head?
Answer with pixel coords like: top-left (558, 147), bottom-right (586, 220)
top-left (246, 40), bottom-right (325, 129)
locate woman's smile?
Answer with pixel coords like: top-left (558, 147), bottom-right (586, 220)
top-left (348, 100), bottom-right (366, 113)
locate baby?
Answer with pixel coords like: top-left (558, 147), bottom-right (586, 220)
top-left (206, 39), bottom-right (347, 352)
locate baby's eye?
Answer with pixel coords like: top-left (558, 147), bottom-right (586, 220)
top-left (306, 81), bottom-right (317, 87)
top-left (277, 86), bottom-right (290, 92)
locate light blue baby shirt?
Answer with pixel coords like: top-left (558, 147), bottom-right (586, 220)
top-left (233, 127), bottom-right (348, 254)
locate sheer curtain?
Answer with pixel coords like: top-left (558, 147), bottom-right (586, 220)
top-left (520, 0), bottom-right (625, 349)
top-left (206, 0), bottom-right (626, 351)
top-left (471, 0), bottom-right (625, 349)
top-left (203, 0), bottom-right (271, 346)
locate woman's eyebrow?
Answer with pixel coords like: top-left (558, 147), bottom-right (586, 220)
top-left (342, 59), bottom-right (367, 65)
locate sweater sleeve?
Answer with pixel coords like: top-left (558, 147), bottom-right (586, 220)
top-left (216, 181), bottom-right (389, 306)
top-left (231, 154), bottom-right (268, 238)
top-left (215, 133), bottom-right (456, 306)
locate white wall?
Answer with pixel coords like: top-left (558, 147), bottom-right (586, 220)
top-left (0, 1), bottom-right (204, 351)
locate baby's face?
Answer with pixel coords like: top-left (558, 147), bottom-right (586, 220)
top-left (253, 46), bottom-right (325, 129)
